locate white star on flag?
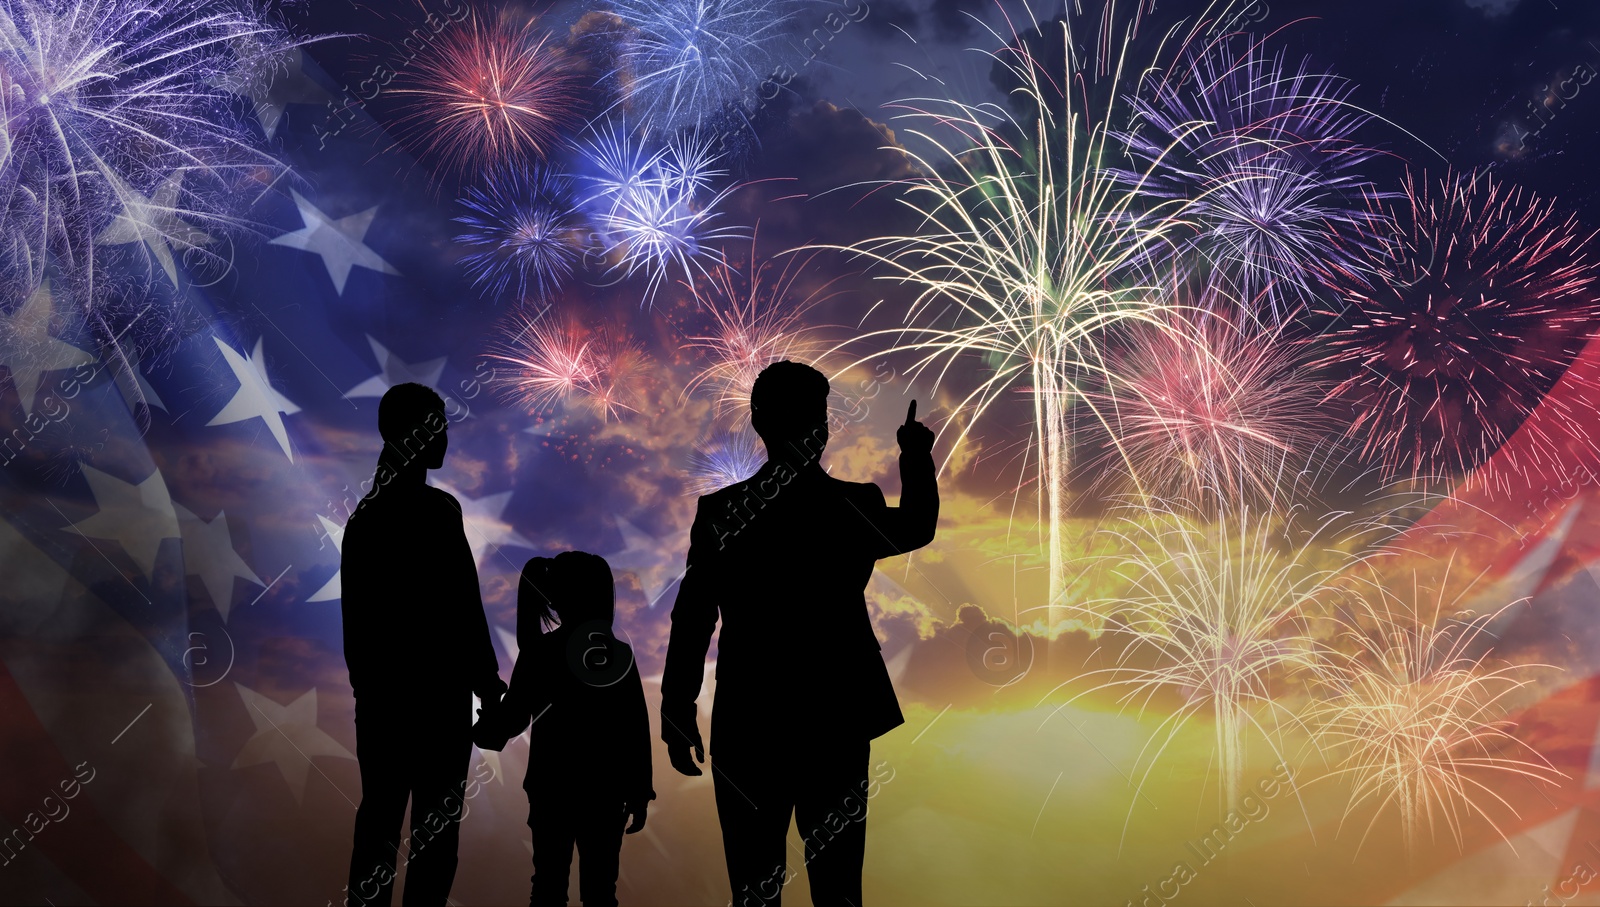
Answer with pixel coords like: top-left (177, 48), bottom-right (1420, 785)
top-left (431, 482), bottom-right (535, 569)
top-left (66, 465), bottom-right (181, 580)
top-left (0, 281), bottom-right (96, 412)
top-left (607, 515), bottom-right (688, 607)
top-left (208, 336), bottom-right (300, 461)
top-left (96, 170), bottom-right (211, 286)
top-left (232, 683), bottom-right (355, 805)
top-left (175, 503), bottom-right (263, 621)
top-left (345, 335), bottom-right (447, 399)
top-left (307, 514), bottom-right (345, 603)
top-left (495, 625), bottom-right (519, 663)
top-left (270, 190), bottom-right (399, 295)
top-left (213, 41), bottom-right (332, 140)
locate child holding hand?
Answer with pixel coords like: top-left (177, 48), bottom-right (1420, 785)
top-left (474, 552), bottom-right (654, 907)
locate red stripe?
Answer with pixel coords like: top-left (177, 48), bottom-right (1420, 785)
top-left (0, 656), bottom-right (195, 905)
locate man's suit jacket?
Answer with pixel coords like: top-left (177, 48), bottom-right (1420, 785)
top-left (660, 448), bottom-right (938, 751)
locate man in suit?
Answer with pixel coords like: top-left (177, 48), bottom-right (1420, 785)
top-left (341, 382), bottom-right (505, 907)
top-left (661, 361), bottom-right (939, 907)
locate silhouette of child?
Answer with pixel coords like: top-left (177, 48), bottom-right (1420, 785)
top-left (474, 551), bottom-right (654, 907)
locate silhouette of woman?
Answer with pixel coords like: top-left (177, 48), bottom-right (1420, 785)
top-left (474, 552), bottom-right (654, 907)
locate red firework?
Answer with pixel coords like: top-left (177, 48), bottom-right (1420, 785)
top-left (1091, 312), bottom-right (1330, 507)
top-left (683, 247), bottom-right (838, 422)
top-left (485, 308), bottom-right (651, 422)
top-left (1312, 171), bottom-right (1600, 483)
top-left (390, 12), bottom-right (585, 175)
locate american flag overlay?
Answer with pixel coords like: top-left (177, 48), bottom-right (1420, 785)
top-left (4, 0), bottom-right (1600, 904)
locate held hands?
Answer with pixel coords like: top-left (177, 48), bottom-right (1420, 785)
top-left (896, 400), bottom-right (934, 457)
top-left (471, 692), bottom-right (511, 752)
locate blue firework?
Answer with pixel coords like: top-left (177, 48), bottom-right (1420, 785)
top-left (606, 0), bottom-right (799, 135)
top-left (1115, 38), bottom-right (1384, 322)
top-left (454, 166), bottom-right (583, 302)
top-left (685, 429), bottom-right (765, 494)
top-left (577, 124), bottom-right (742, 303)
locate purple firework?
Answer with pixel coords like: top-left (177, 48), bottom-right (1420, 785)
top-left (1115, 37), bottom-right (1384, 323)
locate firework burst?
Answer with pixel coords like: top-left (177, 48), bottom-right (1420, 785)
top-left (454, 165), bottom-right (584, 301)
top-left (389, 11), bottom-right (585, 176)
top-left (579, 125), bottom-right (743, 302)
top-left (485, 307), bottom-right (651, 421)
top-left (683, 246), bottom-right (835, 420)
top-left (1308, 567), bottom-right (1561, 860)
top-left (820, 7), bottom-right (1206, 615)
top-left (1116, 37), bottom-right (1384, 322)
top-left (583, 323), bottom-right (654, 421)
top-left (0, 0), bottom-right (291, 341)
top-left (1312, 170), bottom-right (1600, 485)
top-left (1088, 302), bottom-right (1331, 509)
top-left (1050, 498), bottom-right (1374, 834)
top-left (606, 0), bottom-right (798, 136)
top-left (685, 429), bottom-right (764, 494)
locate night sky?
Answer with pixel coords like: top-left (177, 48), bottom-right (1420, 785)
top-left (6, 0), bottom-right (1600, 904)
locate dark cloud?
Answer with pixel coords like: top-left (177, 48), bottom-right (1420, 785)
top-left (855, 0), bottom-right (919, 37)
top-left (877, 602), bottom-right (1172, 712)
top-left (928, 0), bottom-right (990, 41)
top-left (729, 98), bottom-right (921, 261)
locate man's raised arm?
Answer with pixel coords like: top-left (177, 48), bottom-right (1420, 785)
top-left (871, 400), bottom-right (940, 557)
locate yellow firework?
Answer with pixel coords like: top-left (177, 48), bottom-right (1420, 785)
top-left (1048, 491), bottom-right (1409, 839)
top-left (1309, 564), bottom-right (1562, 860)
top-left (816, 1), bottom-right (1223, 618)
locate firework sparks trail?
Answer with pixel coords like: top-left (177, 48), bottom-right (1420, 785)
top-left (1308, 563), bottom-right (1563, 861)
top-left (1048, 496), bottom-right (1364, 835)
top-left (578, 124), bottom-right (744, 303)
top-left (816, 1), bottom-right (1218, 616)
top-left (1114, 36), bottom-right (1385, 323)
top-left (0, 0), bottom-right (293, 348)
top-left (454, 164), bottom-right (584, 302)
top-left (685, 428), bottom-right (764, 494)
top-left (682, 245), bottom-right (838, 422)
top-left (1086, 295), bottom-right (1331, 509)
top-left (484, 306), bottom-right (651, 422)
top-left (605, 0), bottom-right (800, 137)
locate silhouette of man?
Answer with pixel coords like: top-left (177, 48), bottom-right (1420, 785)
top-left (661, 361), bottom-right (938, 907)
top-left (341, 383), bottom-right (505, 907)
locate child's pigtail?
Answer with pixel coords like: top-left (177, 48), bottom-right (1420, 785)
top-left (517, 557), bottom-right (560, 652)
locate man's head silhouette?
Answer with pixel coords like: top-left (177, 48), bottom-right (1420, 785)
top-left (750, 361), bottom-right (829, 467)
top-left (378, 382), bottom-right (447, 470)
